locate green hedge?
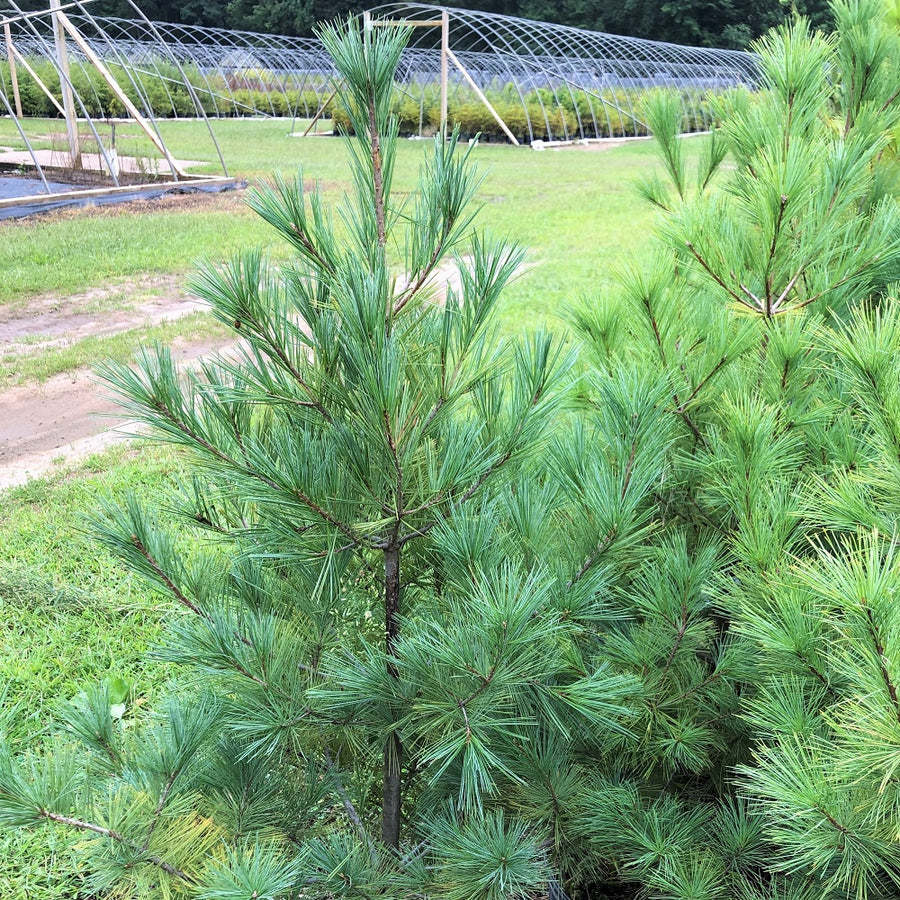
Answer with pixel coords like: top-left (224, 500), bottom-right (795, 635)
top-left (333, 85), bottom-right (715, 142)
top-left (0, 57), bottom-right (712, 138)
top-left (0, 57), bottom-right (332, 120)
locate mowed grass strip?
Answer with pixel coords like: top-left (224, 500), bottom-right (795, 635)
top-left (1, 119), bottom-right (666, 327)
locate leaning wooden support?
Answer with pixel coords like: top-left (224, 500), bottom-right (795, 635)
top-left (56, 10), bottom-right (187, 178)
top-left (446, 47), bottom-right (520, 146)
top-left (11, 41), bottom-right (65, 116)
top-left (3, 24), bottom-right (22, 118)
top-left (364, 13), bottom-right (450, 135)
top-left (363, 12), bottom-right (517, 145)
top-left (302, 85), bottom-right (338, 136)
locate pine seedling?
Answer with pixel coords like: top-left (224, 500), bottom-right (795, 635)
top-left (0, 16), bottom-right (592, 897)
top-left (559, 3), bottom-right (900, 898)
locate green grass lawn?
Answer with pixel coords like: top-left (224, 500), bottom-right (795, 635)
top-left (1, 119), bottom-right (664, 328)
top-left (0, 445), bottom-right (188, 898)
top-left (0, 118), bottom-right (675, 897)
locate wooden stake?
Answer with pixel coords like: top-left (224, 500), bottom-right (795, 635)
top-left (50, 0), bottom-right (79, 167)
top-left (302, 85), bottom-right (338, 136)
top-left (56, 10), bottom-right (186, 178)
top-left (4, 24), bottom-right (22, 118)
top-left (365, 13), bottom-right (518, 146)
top-left (446, 48), bottom-right (519, 146)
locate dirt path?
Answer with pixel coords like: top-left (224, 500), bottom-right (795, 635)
top-left (0, 260), bottom-right (470, 491)
top-left (0, 274), bottom-right (227, 489)
top-left (0, 274), bottom-right (206, 350)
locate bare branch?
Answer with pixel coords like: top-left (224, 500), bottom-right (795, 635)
top-left (685, 241), bottom-right (756, 310)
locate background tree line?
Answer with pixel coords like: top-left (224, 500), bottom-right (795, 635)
top-left (6, 0), bottom-right (832, 48)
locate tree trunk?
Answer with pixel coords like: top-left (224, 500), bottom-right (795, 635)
top-left (382, 546), bottom-right (402, 849)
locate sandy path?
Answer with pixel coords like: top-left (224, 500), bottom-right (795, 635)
top-left (0, 258), bottom-right (470, 491)
top-left (0, 278), bottom-right (206, 350)
top-left (0, 275), bottom-right (227, 489)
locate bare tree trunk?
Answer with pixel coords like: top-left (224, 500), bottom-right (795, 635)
top-left (381, 545), bottom-right (402, 849)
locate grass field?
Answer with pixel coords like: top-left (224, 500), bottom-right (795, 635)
top-left (0, 120), bottom-right (662, 324)
top-left (0, 117), bottom-right (672, 897)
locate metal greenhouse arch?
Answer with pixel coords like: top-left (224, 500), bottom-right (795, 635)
top-left (367, 3), bottom-right (759, 144)
top-left (0, 0), bottom-right (758, 213)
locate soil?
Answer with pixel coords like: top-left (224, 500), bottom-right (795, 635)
top-left (0, 186), bottom-right (248, 229)
top-left (0, 254), bottom-right (466, 491)
top-left (0, 272), bottom-right (233, 490)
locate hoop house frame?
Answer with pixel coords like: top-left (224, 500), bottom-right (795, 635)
top-left (0, 0), bottom-right (758, 214)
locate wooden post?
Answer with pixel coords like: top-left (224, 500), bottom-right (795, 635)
top-left (367, 14), bottom-right (518, 146)
top-left (56, 10), bottom-right (187, 178)
top-left (440, 10), bottom-right (448, 136)
top-left (3, 24), bottom-right (22, 118)
top-left (446, 48), bottom-right (519, 146)
top-left (50, 0), bottom-right (80, 168)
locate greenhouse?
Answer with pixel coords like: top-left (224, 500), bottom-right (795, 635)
top-left (0, 0), bottom-right (759, 210)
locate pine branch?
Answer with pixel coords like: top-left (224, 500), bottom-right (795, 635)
top-left (568, 525), bottom-right (618, 587)
top-left (740, 283), bottom-right (764, 312)
top-left (671, 669), bottom-right (723, 704)
top-left (129, 533), bottom-right (209, 620)
top-left (324, 747), bottom-right (376, 858)
top-left (144, 393), bottom-right (366, 548)
top-left (862, 605), bottom-right (900, 725)
top-left (128, 535), bottom-right (273, 657)
top-left (456, 628), bottom-right (505, 744)
top-left (770, 270), bottom-right (803, 314)
top-left (392, 228), bottom-right (451, 316)
top-left (662, 606), bottom-right (689, 677)
top-left (817, 805), bottom-right (851, 836)
top-left (288, 220), bottom-right (337, 277)
top-left (140, 769), bottom-right (178, 853)
top-left (640, 292), bottom-right (667, 365)
top-left (763, 193), bottom-right (790, 314)
top-left (42, 810), bottom-right (126, 841)
top-left (674, 404), bottom-right (705, 444)
top-left (233, 310), bottom-right (333, 424)
top-left (396, 444), bottom-right (517, 548)
top-left (621, 441), bottom-right (637, 500)
top-left (40, 811), bottom-right (196, 884)
top-left (791, 255), bottom-right (880, 310)
top-left (678, 355), bottom-right (729, 410)
top-left (685, 241), bottom-right (754, 310)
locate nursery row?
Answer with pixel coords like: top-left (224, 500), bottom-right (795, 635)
top-left (0, 55), bottom-right (715, 139)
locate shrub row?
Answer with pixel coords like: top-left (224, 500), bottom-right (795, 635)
top-left (1, 57), bottom-right (711, 138)
top-left (0, 58), bottom-right (332, 119)
top-left (334, 87), bottom-right (714, 141)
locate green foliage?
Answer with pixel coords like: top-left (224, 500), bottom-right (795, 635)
top-left (3, 18), bottom-right (578, 897)
top-left (1, 48), bottom-right (711, 137)
top-left (331, 82), bottom-right (716, 142)
top-left (560, 2), bottom-right (900, 896)
top-left (8, 0), bottom-right (832, 45)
